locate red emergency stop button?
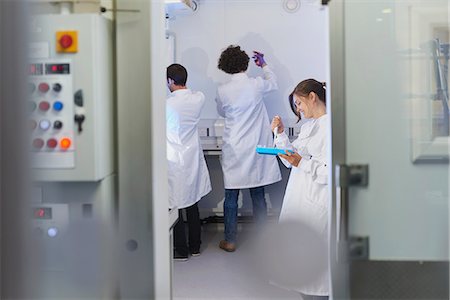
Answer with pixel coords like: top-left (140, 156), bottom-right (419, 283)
top-left (60, 138), bottom-right (71, 150)
top-left (38, 83), bottom-right (50, 93)
top-left (59, 35), bottom-right (73, 49)
top-left (32, 138), bottom-right (44, 150)
top-left (56, 31), bottom-right (78, 53)
top-left (47, 138), bottom-right (58, 149)
top-left (39, 101), bottom-right (50, 112)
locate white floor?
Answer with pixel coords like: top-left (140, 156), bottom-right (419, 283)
top-left (172, 223), bottom-right (300, 300)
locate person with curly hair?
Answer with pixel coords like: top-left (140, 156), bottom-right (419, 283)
top-left (216, 45), bottom-right (281, 252)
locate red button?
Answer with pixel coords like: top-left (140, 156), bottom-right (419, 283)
top-left (38, 83), bottom-right (50, 93)
top-left (30, 120), bottom-right (37, 130)
top-left (47, 138), bottom-right (58, 149)
top-left (59, 35), bottom-right (73, 49)
top-left (39, 101), bottom-right (50, 112)
top-left (32, 138), bottom-right (44, 149)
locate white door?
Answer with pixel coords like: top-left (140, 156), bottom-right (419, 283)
top-left (329, 0), bottom-right (449, 299)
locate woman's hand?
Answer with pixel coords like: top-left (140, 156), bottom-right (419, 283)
top-left (271, 115), bottom-right (284, 134)
top-left (279, 151), bottom-right (302, 167)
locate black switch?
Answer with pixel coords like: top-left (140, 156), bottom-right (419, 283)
top-left (74, 114), bottom-right (85, 133)
top-left (74, 90), bottom-right (83, 107)
top-left (53, 120), bottom-right (63, 130)
top-left (53, 83), bottom-right (62, 92)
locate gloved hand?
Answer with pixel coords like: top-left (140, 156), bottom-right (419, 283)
top-left (252, 51), bottom-right (267, 68)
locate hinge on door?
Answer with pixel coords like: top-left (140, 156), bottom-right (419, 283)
top-left (349, 236), bottom-right (369, 260)
top-left (322, 0), bottom-right (331, 6)
top-left (336, 164), bottom-right (369, 188)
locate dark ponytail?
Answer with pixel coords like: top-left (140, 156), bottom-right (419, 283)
top-left (294, 79), bottom-right (326, 103)
top-left (289, 79), bottom-right (327, 122)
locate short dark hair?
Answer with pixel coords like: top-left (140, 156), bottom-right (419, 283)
top-left (289, 79), bottom-right (327, 122)
top-left (218, 45), bottom-right (249, 74)
top-left (167, 63), bottom-right (188, 86)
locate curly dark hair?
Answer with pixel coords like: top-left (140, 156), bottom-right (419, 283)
top-left (218, 45), bottom-right (250, 74)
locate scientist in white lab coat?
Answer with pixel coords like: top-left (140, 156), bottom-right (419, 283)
top-left (216, 45), bottom-right (281, 252)
top-left (271, 79), bottom-right (329, 300)
top-left (166, 64), bottom-right (212, 261)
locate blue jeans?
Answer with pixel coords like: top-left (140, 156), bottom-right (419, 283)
top-left (224, 186), bottom-right (267, 243)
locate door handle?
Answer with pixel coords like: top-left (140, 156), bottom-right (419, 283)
top-left (335, 164), bottom-right (369, 246)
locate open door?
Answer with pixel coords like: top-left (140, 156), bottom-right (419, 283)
top-left (329, 0), bottom-right (449, 299)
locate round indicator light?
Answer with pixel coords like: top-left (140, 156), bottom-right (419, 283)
top-left (59, 35), bottom-right (73, 49)
top-left (38, 83), bottom-right (50, 93)
top-left (39, 119), bottom-right (51, 131)
top-left (32, 138), bottom-right (44, 149)
top-left (47, 138), bottom-right (58, 149)
top-left (39, 101), bottom-right (50, 112)
top-left (47, 227), bottom-right (58, 238)
top-left (60, 138), bottom-right (71, 150)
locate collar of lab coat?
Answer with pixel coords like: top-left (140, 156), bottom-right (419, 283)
top-left (299, 114), bottom-right (328, 139)
top-left (231, 72), bottom-right (248, 81)
top-left (170, 88), bottom-right (191, 96)
top-left (317, 113), bottom-right (328, 124)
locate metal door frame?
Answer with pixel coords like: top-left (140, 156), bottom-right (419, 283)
top-left (116, 0), bottom-right (171, 299)
top-left (327, 0), bottom-right (349, 299)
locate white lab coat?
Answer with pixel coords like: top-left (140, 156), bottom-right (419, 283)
top-left (166, 89), bottom-right (212, 209)
top-left (274, 114), bottom-right (329, 296)
top-left (216, 66), bottom-right (281, 189)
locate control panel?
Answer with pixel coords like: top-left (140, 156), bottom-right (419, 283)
top-left (26, 13), bottom-right (116, 299)
top-left (32, 203), bottom-right (69, 240)
top-left (30, 14), bottom-right (114, 181)
top-left (31, 202), bottom-right (69, 273)
top-left (29, 60), bottom-right (75, 169)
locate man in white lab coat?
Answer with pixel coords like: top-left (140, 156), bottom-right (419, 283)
top-left (216, 46), bottom-right (281, 252)
top-left (166, 64), bottom-right (212, 260)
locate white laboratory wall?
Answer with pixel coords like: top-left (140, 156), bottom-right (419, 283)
top-left (169, 0), bottom-right (328, 217)
top-left (169, 0), bottom-right (328, 120)
top-left (345, 1), bottom-right (449, 260)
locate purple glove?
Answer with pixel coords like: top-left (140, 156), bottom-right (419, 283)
top-left (252, 51), bottom-right (266, 67)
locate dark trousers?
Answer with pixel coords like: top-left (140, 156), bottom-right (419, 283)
top-left (173, 202), bottom-right (201, 256)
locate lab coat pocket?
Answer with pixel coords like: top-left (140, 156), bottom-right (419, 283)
top-left (304, 183), bottom-right (328, 234)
